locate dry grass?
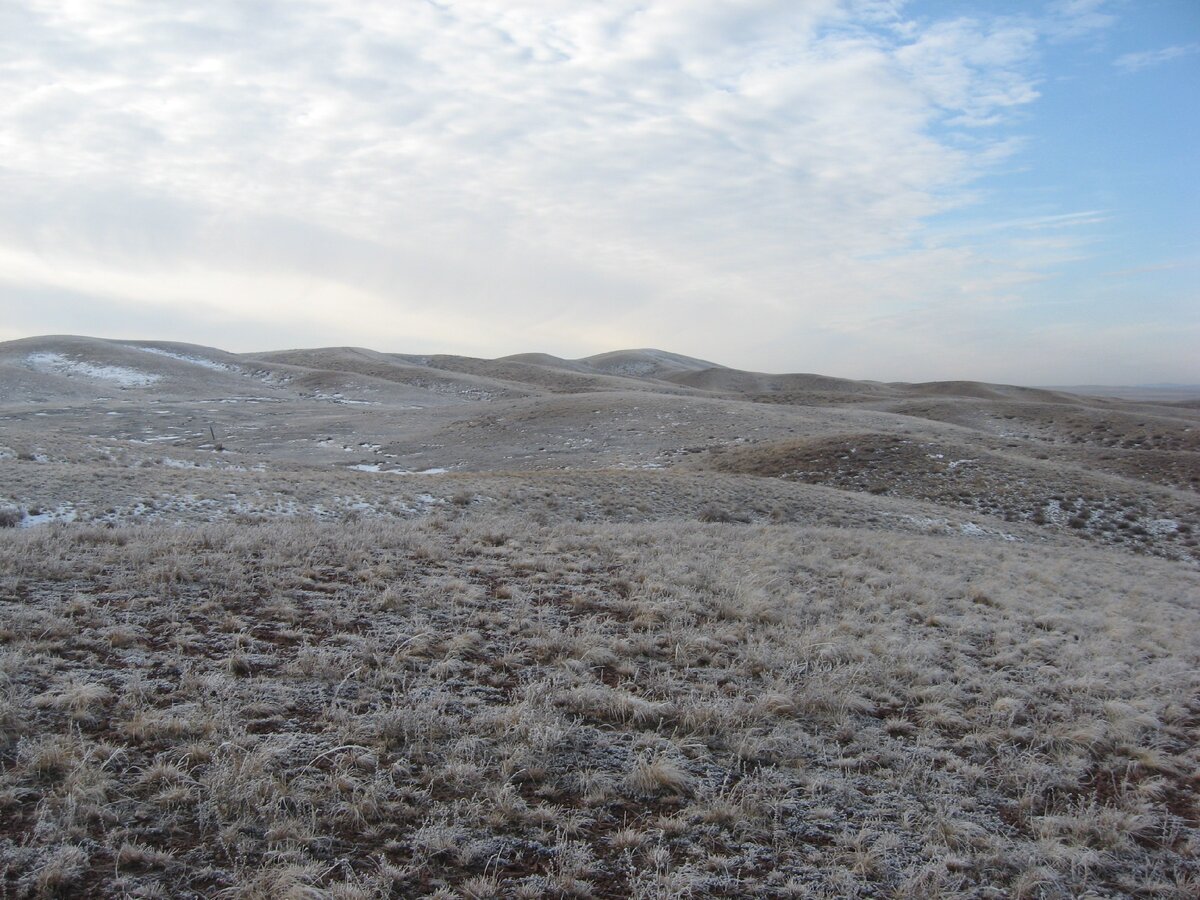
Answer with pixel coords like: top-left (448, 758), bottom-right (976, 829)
top-left (1, 516), bottom-right (1196, 897)
top-left (704, 432), bottom-right (1200, 563)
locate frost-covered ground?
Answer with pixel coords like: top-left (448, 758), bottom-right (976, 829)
top-left (1, 336), bottom-right (1198, 897)
top-left (350, 464), bottom-right (450, 475)
top-left (1, 518), bottom-right (1196, 898)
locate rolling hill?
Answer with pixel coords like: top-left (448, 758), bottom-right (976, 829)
top-left (1, 334), bottom-right (1197, 898)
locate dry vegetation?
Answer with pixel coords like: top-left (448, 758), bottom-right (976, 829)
top-left (1, 518), bottom-right (1197, 898)
top-left (703, 433), bottom-right (1199, 563)
top-left (2, 336), bottom-right (1199, 896)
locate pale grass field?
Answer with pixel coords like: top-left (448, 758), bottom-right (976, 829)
top-left (1, 516), bottom-right (1197, 898)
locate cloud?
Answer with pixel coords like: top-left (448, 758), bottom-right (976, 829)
top-left (1045, 0), bottom-right (1117, 39)
top-left (0, 0), bottom-right (1148, 380)
top-left (1115, 44), bottom-right (1200, 73)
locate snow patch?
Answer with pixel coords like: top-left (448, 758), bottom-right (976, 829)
top-left (1146, 519), bottom-right (1179, 537)
top-left (959, 521), bottom-right (1018, 541)
top-left (160, 457), bottom-right (198, 469)
top-left (348, 464), bottom-right (450, 475)
top-left (18, 505), bottom-right (77, 528)
top-left (1042, 499), bottom-right (1070, 527)
top-left (247, 369), bottom-right (292, 386)
top-left (310, 392), bottom-right (377, 405)
top-left (131, 346), bottom-right (240, 373)
top-left (901, 515), bottom-right (1018, 542)
top-left (26, 352), bottom-right (160, 387)
top-left (903, 515), bottom-right (949, 530)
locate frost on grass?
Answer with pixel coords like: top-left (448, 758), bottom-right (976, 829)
top-left (0, 518), bottom-right (1196, 898)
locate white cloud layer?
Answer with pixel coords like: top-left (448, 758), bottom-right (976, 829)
top-left (1, 0), bottom-right (1193, 381)
top-left (1115, 43), bottom-right (1200, 72)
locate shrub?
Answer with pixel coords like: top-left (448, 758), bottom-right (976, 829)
top-left (698, 505), bottom-right (749, 524)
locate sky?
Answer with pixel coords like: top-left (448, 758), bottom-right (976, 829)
top-left (0, 0), bottom-right (1196, 384)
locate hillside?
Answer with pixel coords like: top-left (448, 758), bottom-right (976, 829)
top-left (1, 335), bottom-right (1197, 898)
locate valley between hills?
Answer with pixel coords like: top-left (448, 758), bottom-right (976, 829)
top-left (1, 335), bottom-right (1197, 897)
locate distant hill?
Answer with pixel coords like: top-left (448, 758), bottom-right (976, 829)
top-left (1046, 384), bottom-right (1200, 403)
top-left (580, 348), bottom-right (724, 378)
top-left (3, 335), bottom-right (1124, 408)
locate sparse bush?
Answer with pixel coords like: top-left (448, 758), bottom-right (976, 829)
top-left (626, 755), bottom-right (694, 796)
top-left (698, 504), bottom-right (749, 523)
top-left (226, 651), bottom-right (252, 677)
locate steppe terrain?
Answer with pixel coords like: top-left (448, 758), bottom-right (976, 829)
top-left (1, 335), bottom-right (1197, 897)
